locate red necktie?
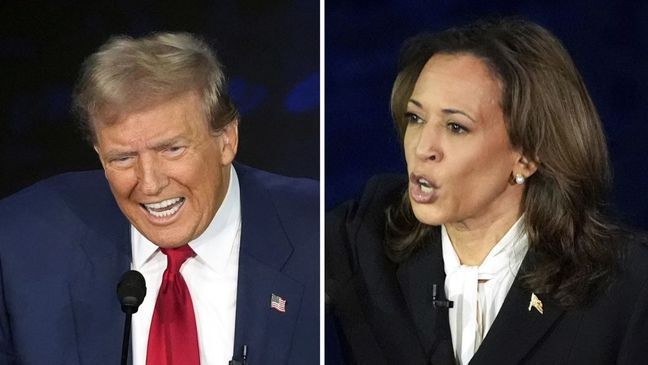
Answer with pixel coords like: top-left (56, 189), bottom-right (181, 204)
top-left (146, 245), bottom-right (200, 365)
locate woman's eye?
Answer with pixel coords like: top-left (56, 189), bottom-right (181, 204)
top-left (405, 112), bottom-right (423, 124)
top-left (447, 122), bottom-right (468, 134)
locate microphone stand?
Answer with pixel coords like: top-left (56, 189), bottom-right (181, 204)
top-left (117, 270), bottom-right (146, 365)
top-left (121, 308), bottom-right (134, 365)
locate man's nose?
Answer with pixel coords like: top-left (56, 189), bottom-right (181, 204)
top-left (136, 155), bottom-right (169, 195)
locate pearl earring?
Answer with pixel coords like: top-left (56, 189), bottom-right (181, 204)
top-left (515, 174), bottom-right (525, 185)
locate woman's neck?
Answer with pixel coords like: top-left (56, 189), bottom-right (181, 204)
top-left (445, 210), bottom-right (522, 266)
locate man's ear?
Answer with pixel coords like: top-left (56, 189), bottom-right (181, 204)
top-left (94, 145), bottom-right (106, 169)
top-left (219, 119), bottom-right (239, 165)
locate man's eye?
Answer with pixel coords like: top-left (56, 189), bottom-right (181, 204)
top-left (447, 122), bottom-right (468, 134)
top-left (164, 146), bottom-right (186, 157)
top-left (405, 112), bottom-right (423, 124)
top-left (110, 156), bottom-right (134, 167)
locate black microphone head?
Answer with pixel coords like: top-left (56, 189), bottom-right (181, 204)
top-left (117, 270), bottom-right (146, 314)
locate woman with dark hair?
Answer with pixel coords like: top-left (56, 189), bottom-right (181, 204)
top-left (326, 18), bottom-right (648, 364)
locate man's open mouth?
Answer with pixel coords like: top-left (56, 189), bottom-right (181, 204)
top-left (141, 197), bottom-right (185, 218)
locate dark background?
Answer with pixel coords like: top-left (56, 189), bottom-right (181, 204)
top-left (326, 0), bottom-right (648, 225)
top-left (326, 0), bottom-right (648, 363)
top-left (0, 0), bottom-right (319, 199)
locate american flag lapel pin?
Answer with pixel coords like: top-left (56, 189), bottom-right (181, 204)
top-left (271, 293), bottom-right (286, 313)
top-left (528, 293), bottom-right (544, 314)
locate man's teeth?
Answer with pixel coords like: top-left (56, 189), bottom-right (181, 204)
top-left (145, 197), bottom-right (182, 209)
top-left (418, 178), bottom-right (434, 193)
top-left (143, 198), bottom-right (184, 218)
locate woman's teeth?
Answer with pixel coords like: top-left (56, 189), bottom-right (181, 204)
top-left (418, 178), bottom-right (434, 193)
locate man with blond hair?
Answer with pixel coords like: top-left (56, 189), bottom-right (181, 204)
top-left (0, 32), bottom-right (318, 364)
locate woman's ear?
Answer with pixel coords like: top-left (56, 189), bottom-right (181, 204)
top-left (518, 155), bottom-right (538, 177)
top-left (511, 154), bottom-right (538, 185)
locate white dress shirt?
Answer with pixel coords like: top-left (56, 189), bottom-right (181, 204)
top-left (442, 216), bottom-right (528, 365)
top-left (131, 166), bottom-right (241, 365)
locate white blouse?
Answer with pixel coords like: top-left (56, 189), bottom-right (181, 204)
top-left (442, 216), bottom-right (529, 365)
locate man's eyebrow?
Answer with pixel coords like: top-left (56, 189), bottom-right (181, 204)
top-left (150, 136), bottom-right (188, 150)
top-left (104, 150), bottom-right (136, 160)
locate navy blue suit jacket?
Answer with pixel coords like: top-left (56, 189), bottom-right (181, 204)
top-left (0, 164), bottom-right (319, 364)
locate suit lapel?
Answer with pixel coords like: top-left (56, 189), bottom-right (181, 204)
top-left (470, 253), bottom-right (565, 364)
top-left (396, 227), bottom-right (455, 364)
top-left (233, 253), bottom-right (304, 363)
top-left (65, 178), bottom-right (132, 364)
top-left (233, 167), bottom-right (304, 364)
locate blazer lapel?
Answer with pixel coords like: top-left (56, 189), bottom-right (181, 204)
top-left (470, 253), bottom-right (565, 364)
top-left (396, 227), bottom-right (455, 364)
top-left (233, 167), bottom-right (304, 364)
top-left (396, 226), bottom-right (566, 365)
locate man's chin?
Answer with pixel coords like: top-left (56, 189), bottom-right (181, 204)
top-left (152, 241), bottom-right (191, 249)
top-left (136, 225), bottom-right (195, 248)
top-left (146, 233), bottom-right (192, 248)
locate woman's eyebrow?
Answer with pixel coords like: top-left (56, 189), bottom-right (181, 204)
top-left (408, 99), bottom-right (423, 108)
top-left (409, 99), bottom-right (476, 123)
top-left (441, 108), bottom-right (477, 123)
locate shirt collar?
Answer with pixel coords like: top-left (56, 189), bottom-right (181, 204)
top-left (131, 165), bottom-right (241, 273)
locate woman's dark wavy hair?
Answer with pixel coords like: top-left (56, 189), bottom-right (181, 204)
top-left (386, 17), bottom-right (620, 308)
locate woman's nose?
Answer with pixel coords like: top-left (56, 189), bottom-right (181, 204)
top-left (414, 124), bottom-right (443, 162)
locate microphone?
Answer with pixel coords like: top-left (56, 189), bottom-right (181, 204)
top-left (117, 270), bottom-right (146, 365)
top-left (432, 284), bottom-right (453, 309)
top-left (117, 270), bottom-right (146, 314)
top-left (229, 344), bottom-right (248, 365)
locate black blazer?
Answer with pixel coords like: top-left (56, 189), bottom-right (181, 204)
top-left (326, 175), bottom-right (648, 364)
